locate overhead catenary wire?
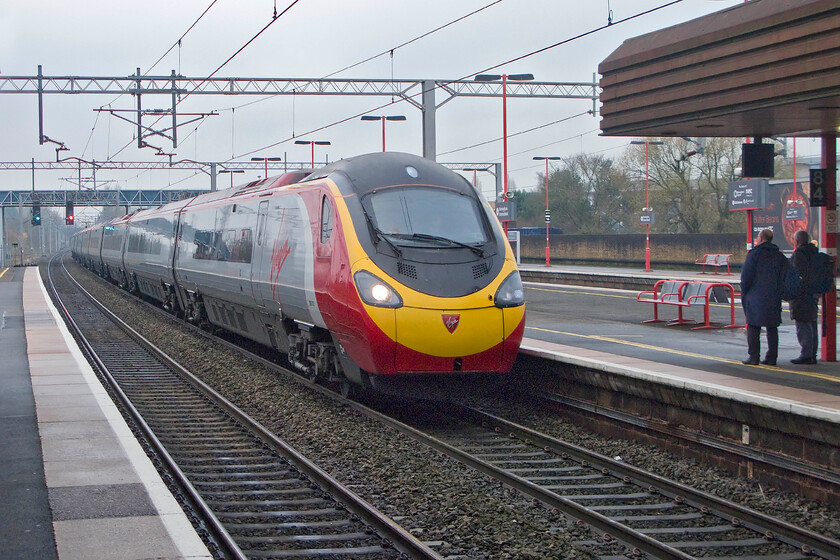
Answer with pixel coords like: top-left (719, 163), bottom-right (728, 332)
top-left (82, 0), bottom-right (220, 164)
top-left (436, 112), bottom-right (592, 157)
top-left (234, 0), bottom-right (684, 162)
top-left (145, 0), bottom-right (219, 77)
top-left (109, 0), bottom-right (301, 161)
top-left (212, 0), bottom-right (509, 129)
top-left (321, 0), bottom-right (507, 79)
top-left (86, 0), bottom-right (684, 191)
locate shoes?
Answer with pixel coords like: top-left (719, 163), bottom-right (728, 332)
top-left (791, 357), bottom-right (817, 365)
top-left (742, 358), bottom-right (759, 365)
top-left (760, 359), bottom-right (776, 366)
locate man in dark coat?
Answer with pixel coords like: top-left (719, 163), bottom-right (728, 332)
top-left (740, 229), bottom-right (788, 365)
top-left (789, 230), bottom-right (819, 364)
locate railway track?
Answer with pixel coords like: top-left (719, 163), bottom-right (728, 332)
top-left (528, 388), bottom-right (840, 490)
top-left (369, 400), bottom-right (840, 560)
top-left (46, 254), bottom-right (439, 560)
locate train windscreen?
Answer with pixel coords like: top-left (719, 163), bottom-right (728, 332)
top-left (364, 186), bottom-right (489, 247)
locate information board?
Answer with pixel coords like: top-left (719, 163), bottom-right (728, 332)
top-left (728, 179), bottom-right (768, 211)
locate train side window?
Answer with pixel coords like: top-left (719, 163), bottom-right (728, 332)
top-left (320, 196), bottom-right (333, 243)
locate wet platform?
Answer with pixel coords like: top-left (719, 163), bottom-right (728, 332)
top-left (0, 266), bottom-right (211, 560)
top-left (518, 262), bottom-right (840, 421)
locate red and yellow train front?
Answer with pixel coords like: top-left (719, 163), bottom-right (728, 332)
top-left (349, 259), bottom-right (526, 375)
top-left (311, 152), bottom-right (526, 378)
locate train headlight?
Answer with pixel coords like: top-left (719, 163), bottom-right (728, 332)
top-left (354, 270), bottom-right (403, 308)
top-left (494, 271), bottom-right (525, 308)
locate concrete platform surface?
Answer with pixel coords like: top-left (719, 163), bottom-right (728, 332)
top-left (0, 266), bottom-right (212, 560)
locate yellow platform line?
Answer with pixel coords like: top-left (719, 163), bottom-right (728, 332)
top-left (526, 325), bottom-right (840, 384)
top-left (0, 267), bottom-right (9, 280)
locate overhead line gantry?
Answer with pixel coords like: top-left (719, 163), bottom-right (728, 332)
top-left (2, 66), bottom-right (599, 160)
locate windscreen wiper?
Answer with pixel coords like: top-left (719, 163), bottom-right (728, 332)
top-left (398, 232), bottom-right (485, 257)
top-left (372, 226), bottom-right (403, 257)
top-left (360, 205), bottom-right (402, 257)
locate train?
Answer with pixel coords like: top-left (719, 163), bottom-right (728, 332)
top-left (72, 152), bottom-right (526, 393)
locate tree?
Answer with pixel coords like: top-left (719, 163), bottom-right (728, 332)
top-left (515, 153), bottom-right (635, 234)
top-left (691, 137), bottom-right (744, 232)
top-left (621, 137), bottom-right (745, 234)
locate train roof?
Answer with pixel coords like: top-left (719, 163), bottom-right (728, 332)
top-left (75, 153), bottom-right (464, 232)
top-left (310, 152), bottom-right (473, 197)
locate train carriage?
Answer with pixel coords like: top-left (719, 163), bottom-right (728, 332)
top-left (121, 201), bottom-right (188, 311)
top-left (99, 214), bottom-right (133, 287)
top-left (78, 224), bottom-right (104, 274)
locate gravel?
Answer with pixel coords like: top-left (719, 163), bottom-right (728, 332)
top-left (65, 261), bottom-right (840, 557)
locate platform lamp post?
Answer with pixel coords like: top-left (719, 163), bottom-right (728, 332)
top-left (250, 157), bottom-right (282, 178)
top-left (360, 115), bottom-right (406, 152)
top-left (533, 156), bottom-right (562, 267)
top-left (462, 166), bottom-right (494, 200)
top-left (474, 73), bottom-right (534, 234)
top-left (630, 140), bottom-right (663, 272)
top-left (295, 140), bottom-right (331, 168)
top-left (218, 169), bottom-right (245, 188)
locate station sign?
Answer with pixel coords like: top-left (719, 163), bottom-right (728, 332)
top-left (640, 211), bottom-right (655, 224)
top-left (495, 200), bottom-right (517, 222)
top-left (784, 205), bottom-right (806, 221)
top-left (728, 179), bottom-right (768, 211)
top-left (810, 168), bottom-right (827, 207)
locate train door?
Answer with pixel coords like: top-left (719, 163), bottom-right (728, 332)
top-left (250, 200), bottom-right (270, 305)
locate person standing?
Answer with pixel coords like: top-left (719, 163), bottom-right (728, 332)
top-left (740, 229), bottom-right (788, 365)
top-left (789, 230), bottom-right (819, 364)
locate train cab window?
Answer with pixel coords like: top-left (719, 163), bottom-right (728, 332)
top-left (364, 187), bottom-right (489, 246)
top-left (320, 196), bottom-right (333, 243)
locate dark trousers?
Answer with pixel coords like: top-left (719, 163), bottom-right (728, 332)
top-left (746, 324), bottom-right (778, 362)
top-left (795, 320), bottom-right (818, 360)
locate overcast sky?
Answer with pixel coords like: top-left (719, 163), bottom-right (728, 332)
top-left (7, 0), bottom-right (818, 203)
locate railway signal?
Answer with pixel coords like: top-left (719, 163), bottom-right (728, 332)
top-left (31, 202), bottom-right (41, 226)
top-left (65, 201), bottom-right (75, 225)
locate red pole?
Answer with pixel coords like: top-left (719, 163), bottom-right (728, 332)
top-left (746, 210), bottom-right (753, 248)
top-left (645, 141), bottom-right (651, 272)
top-left (792, 138), bottom-right (797, 198)
top-left (502, 74), bottom-right (508, 236)
top-left (745, 137), bottom-right (753, 250)
top-left (310, 143), bottom-right (315, 168)
top-left (264, 158), bottom-right (268, 178)
top-left (821, 134), bottom-right (837, 361)
top-left (381, 117), bottom-right (386, 152)
top-left (545, 158), bottom-right (550, 267)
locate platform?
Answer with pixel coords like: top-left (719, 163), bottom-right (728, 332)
top-left (518, 262), bottom-right (840, 419)
top-left (0, 266), bottom-right (211, 560)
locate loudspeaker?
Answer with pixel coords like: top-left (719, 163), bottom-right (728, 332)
top-left (742, 143), bottom-right (774, 178)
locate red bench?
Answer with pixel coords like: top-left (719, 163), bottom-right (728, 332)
top-left (637, 280), bottom-right (742, 330)
top-left (695, 253), bottom-right (732, 275)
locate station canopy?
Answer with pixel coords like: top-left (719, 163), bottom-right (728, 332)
top-left (598, 0), bottom-right (840, 139)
